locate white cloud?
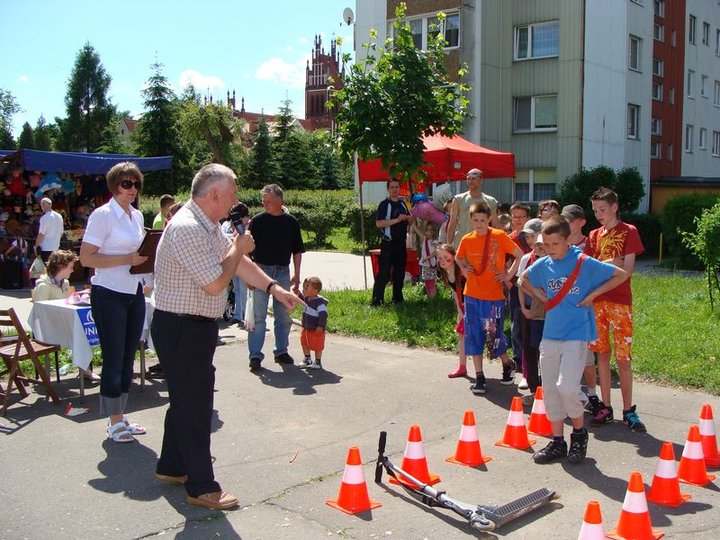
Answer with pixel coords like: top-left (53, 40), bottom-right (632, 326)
top-left (18, 75), bottom-right (29, 83)
top-left (178, 69), bottom-right (226, 92)
top-left (255, 57), bottom-right (308, 89)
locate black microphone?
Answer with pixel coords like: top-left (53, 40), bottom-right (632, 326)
top-left (228, 202), bottom-right (249, 234)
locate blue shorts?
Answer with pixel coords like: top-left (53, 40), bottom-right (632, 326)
top-left (464, 297), bottom-right (508, 358)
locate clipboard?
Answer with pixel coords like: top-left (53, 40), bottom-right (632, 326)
top-left (130, 228), bottom-right (162, 274)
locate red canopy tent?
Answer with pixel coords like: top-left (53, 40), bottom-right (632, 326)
top-left (357, 132), bottom-right (515, 184)
top-left (356, 133), bottom-right (515, 288)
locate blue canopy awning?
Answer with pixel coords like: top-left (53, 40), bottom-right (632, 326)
top-left (0, 149), bottom-right (172, 174)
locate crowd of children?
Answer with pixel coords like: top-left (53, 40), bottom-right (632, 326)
top-left (408, 183), bottom-right (645, 466)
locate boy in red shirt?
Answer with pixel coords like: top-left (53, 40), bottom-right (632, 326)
top-left (584, 187), bottom-right (646, 432)
top-left (456, 201), bottom-right (524, 395)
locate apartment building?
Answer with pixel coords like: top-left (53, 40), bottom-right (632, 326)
top-left (355, 0), bottom-right (720, 213)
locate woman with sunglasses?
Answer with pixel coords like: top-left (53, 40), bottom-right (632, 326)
top-left (80, 162), bottom-right (149, 443)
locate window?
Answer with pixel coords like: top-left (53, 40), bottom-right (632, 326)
top-left (668, 143), bottom-right (674, 161)
top-left (716, 29), bottom-right (720, 56)
top-left (651, 117), bottom-right (662, 135)
top-left (651, 141), bottom-right (662, 159)
top-left (409, 18), bottom-right (423, 48)
top-left (669, 87), bottom-right (675, 104)
top-left (627, 104), bottom-right (640, 139)
top-left (712, 131), bottom-right (720, 157)
top-left (652, 58), bottom-right (663, 76)
top-left (671, 29), bottom-right (677, 47)
top-left (699, 128), bottom-right (707, 149)
top-left (652, 82), bottom-right (663, 100)
top-left (513, 95), bottom-right (558, 132)
top-left (654, 0), bottom-right (664, 17)
top-left (654, 24), bottom-right (664, 42)
top-left (685, 124), bottom-right (694, 152)
top-left (514, 22), bottom-right (559, 60)
top-left (702, 22), bottom-right (710, 45)
top-left (514, 169), bottom-right (556, 202)
top-left (428, 13), bottom-right (460, 48)
top-left (715, 81), bottom-right (720, 106)
top-left (629, 35), bottom-right (641, 70)
top-left (687, 70), bottom-right (695, 97)
top-left (629, 0), bottom-right (643, 4)
top-left (689, 15), bottom-right (696, 44)
top-left (701, 75), bottom-right (708, 97)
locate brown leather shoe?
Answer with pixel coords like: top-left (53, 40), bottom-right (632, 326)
top-left (186, 491), bottom-right (239, 510)
top-left (155, 473), bottom-right (188, 484)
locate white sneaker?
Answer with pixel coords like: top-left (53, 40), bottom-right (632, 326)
top-left (300, 357), bottom-right (313, 368)
top-left (518, 377), bottom-right (529, 390)
top-left (308, 361), bottom-right (323, 370)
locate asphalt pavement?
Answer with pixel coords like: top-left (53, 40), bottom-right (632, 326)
top-left (1, 252), bottom-right (718, 539)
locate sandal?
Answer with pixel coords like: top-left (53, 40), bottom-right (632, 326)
top-left (107, 421), bottom-right (135, 443)
top-left (447, 365), bottom-right (468, 378)
top-left (122, 416), bottom-right (146, 435)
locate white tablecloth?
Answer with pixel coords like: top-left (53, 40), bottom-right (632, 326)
top-left (27, 298), bottom-right (154, 371)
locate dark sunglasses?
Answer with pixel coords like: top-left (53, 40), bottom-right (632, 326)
top-left (119, 180), bottom-right (142, 190)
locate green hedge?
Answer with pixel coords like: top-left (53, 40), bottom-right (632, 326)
top-left (661, 194), bottom-right (720, 268)
top-left (624, 213), bottom-right (662, 257)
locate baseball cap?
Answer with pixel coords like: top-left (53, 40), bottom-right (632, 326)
top-left (561, 204), bottom-right (585, 220)
top-left (522, 218), bottom-right (543, 234)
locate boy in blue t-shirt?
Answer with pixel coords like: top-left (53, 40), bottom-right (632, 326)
top-left (519, 216), bottom-right (626, 465)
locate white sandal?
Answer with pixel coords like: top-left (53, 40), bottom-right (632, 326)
top-left (122, 416), bottom-right (146, 435)
top-left (107, 421), bottom-right (135, 443)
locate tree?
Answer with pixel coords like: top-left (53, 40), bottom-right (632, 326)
top-left (0, 88), bottom-right (21, 149)
top-left (309, 129), bottom-right (341, 189)
top-left (683, 201), bottom-right (720, 308)
top-left (331, 3), bottom-right (470, 187)
top-left (17, 122), bottom-right (34, 149)
top-left (96, 108), bottom-right (132, 154)
top-left (247, 118), bottom-right (274, 188)
top-left (133, 61), bottom-right (184, 194)
top-left (58, 42), bottom-right (115, 152)
top-left (177, 99), bottom-right (243, 168)
top-left (34, 115), bottom-right (54, 151)
top-left (273, 130), bottom-right (318, 189)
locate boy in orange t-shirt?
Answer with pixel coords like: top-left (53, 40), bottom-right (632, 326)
top-left (456, 201), bottom-right (524, 395)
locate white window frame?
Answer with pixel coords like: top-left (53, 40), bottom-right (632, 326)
top-left (699, 128), bottom-right (707, 150)
top-left (651, 141), bottom-right (662, 159)
top-left (628, 35), bottom-right (642, 71)
top-left (652, 58), bottom-right (663, 76)
top-left (651, 117), bottom-right (662, 135)
top-left (689, 15), bottom-right (696, 45)
top-left (702, 22), bottom-right (710, 46)
top-left (701, 75), bottom-right (708, 97)
top-left (514, 21), bottom-right (559, 61)
top-left (687, 70), bottom-right (695, 97)
top-left (389, 11), bottom-right (461, 51)
top-left (716, 29), bottom-right (720, 57)
top-left (714, 81), bottom-right (720, 106)
top-left (513, 95), bottom-right (558, 133)
top-left (685, 124), bottom-right (694, 152)
top-left (712, 131), bottom-right (720, 157)
top-left (428, 12), bottom-right (460, 49)
top-left (654, 23), bottom-right (664, 42)
top-left (627, 104), bottom-right (640, 140)
top-left (652, 82), bottom-right (663, 101)
top-left (654, 0), bottom-right (664, 17)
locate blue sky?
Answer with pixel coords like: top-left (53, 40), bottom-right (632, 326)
top-left (2, 0), bottom-right (355, 138)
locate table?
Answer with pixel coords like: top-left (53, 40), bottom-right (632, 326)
top-left (27, 298), bottom-right (154, 397)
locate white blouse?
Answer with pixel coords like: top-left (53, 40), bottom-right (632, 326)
top-left (83, 197), bottom-right (145, 294)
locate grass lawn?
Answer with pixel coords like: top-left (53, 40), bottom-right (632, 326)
top-left (301, 226), bottom-right (365, 254)
top-left (310, 273), bottom-right (720, 395)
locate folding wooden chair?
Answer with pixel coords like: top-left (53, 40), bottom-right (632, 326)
top-left (0, 308), bottom-right (61, 416)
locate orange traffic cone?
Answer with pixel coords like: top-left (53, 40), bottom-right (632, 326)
top-left (647, 441), bottom-right (691, 507)
top-left (388, 425), bottom-right (441, 488)
top-left (495, 396), bottom-right (536, 450)
top-left (678, 424), bottom-right (717, 486)
top-left (607, 471), bottom-right (664, 540)
top-left (527, 386), bottom-right (552, 437)
top-left (699, 403), bottom-right (720, 468)
top-left (326, 446), bottom-right (381, 514)
top-left (578, 500), bottom-right (605, 540)
top-left (445, 410), bottom-right (492, 467)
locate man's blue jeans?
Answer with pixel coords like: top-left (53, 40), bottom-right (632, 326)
top-left (247, 264), bottom-right (292, 361)
top-left (231, 275), bottom-right (247, 321)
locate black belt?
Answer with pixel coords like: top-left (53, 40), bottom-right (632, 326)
top-left (158, 310), bottom-right (217, 322)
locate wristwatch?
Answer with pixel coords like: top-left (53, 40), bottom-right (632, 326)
top-left (266, 280), bottom-right (278, 294)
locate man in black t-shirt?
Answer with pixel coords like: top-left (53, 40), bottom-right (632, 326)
top-left (247, 184), bottom-right (305, 370)
top-left (371, 179), bottom-right (414, 306)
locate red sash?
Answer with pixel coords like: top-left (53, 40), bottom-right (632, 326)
top-left (545, 254), bottom-right (588, 311)
top-left (475, 229), bottom-right (493, 275)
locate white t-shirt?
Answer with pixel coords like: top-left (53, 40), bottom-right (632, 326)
top-left (38, 209), bottom-right (64, 251)
top-left (83, 198), bottom-right (145, 294)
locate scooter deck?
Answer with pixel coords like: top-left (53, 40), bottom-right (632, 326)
top-left (478, 487), bottom-right (556, 529)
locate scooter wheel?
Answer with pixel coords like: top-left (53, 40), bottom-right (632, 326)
top-left (470, 515), bottom-right (496, 532)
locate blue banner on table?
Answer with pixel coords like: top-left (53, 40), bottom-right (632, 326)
top-left (75, 307), bottom-right (100, 346)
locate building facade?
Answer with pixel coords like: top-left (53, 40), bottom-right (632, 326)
top-left (305, 35), bottom-right (345, 133)
top-left (355, 0), bottom-right (720, 213)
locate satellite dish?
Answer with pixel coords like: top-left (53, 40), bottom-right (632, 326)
top-left (343, 7), bottom-right (354, 25)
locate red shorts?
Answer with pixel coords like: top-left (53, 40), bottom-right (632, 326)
top-left (588, 301), bottom-right (633, 362)
top-left (301, 328), bottom-right (325, 352)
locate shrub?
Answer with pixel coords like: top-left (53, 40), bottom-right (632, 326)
top-left (346, 203), bottom-right (382, 248)
top-left (624, 213), bottom-right (662, 257)
top-left (661, 194), bottom-right (720, 267)
top-left (682, 201), bottom-right (720, 308)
